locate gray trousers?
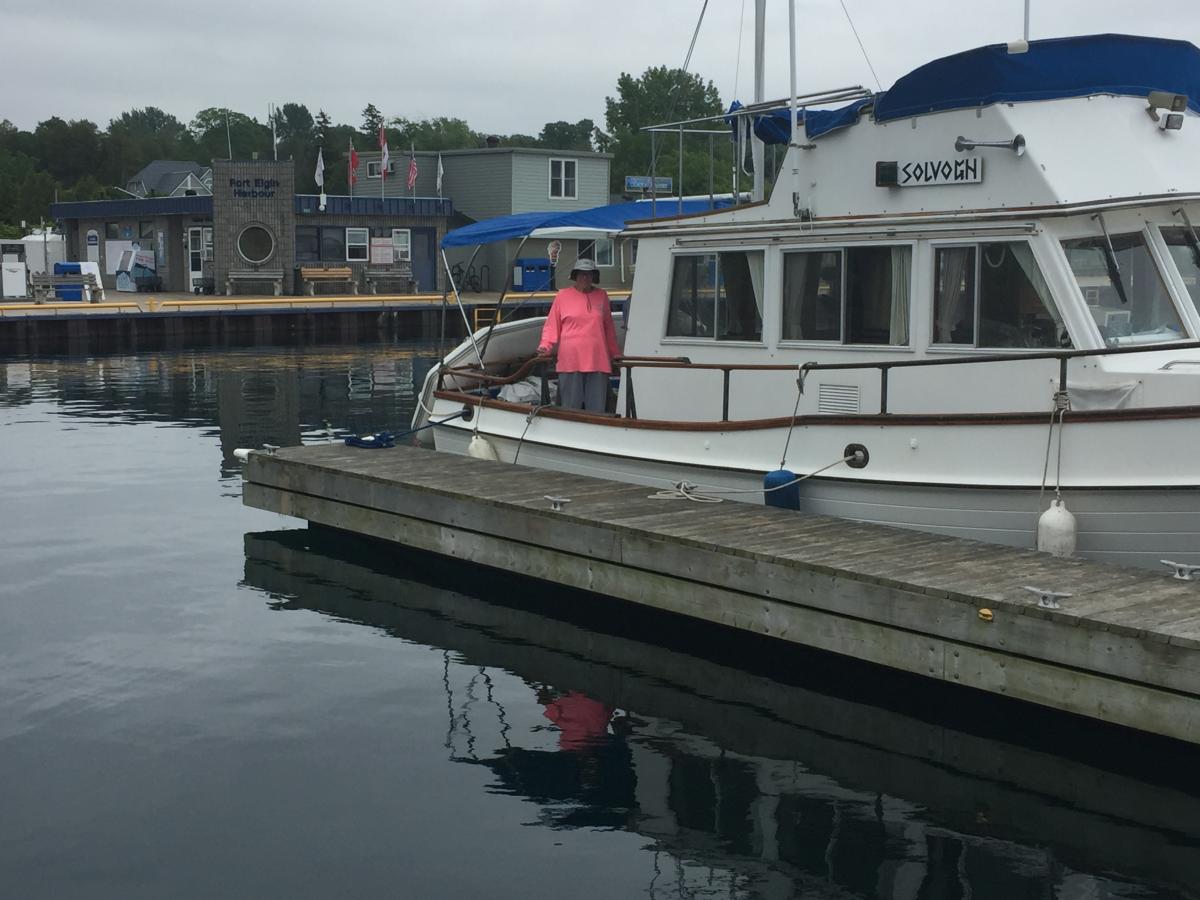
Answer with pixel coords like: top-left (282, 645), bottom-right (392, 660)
top-left (558, 371), bottom-right (609, 412)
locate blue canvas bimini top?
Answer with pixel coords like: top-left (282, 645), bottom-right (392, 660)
top-left (441, 198), bottom-right (733, 249)
top-left (730, 33), bottom-right (1200, 145)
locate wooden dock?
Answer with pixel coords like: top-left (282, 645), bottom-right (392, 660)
top-left (241, 442), bottom-right (1200, 745)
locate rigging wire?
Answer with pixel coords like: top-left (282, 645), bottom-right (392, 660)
top-left (646, 0), bottom-right (712, 186)
top-left (839, 0), bottom-right (883, 92)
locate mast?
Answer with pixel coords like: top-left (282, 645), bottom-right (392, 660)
top-left (751, 0), bottom-right (766, 202)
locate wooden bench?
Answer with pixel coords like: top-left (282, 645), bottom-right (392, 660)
top-left (364, 266), bottom-right (416, 294)
top-left (299, 266), bottom-right (358, 296)
top-left (226, 269), bottom-right (283, 296)
top-left (29, 272), bottom-right (105, 304)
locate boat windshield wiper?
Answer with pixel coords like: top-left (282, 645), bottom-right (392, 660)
top-left (1093, 213), bottom-right (1130, 304)
top-left (1174, 207), bottom-right (1200, 269)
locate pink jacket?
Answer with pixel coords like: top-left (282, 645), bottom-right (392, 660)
top-left (538, 287), bottom-right (621, 374)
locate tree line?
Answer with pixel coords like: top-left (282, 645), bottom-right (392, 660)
top-left (0, 67), bottom-right (736, 237)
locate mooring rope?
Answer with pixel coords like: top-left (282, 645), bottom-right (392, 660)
top-left (649, 451), bottom-right (858, 503)
top-left (1037, 389), bottom-right (1071, 509)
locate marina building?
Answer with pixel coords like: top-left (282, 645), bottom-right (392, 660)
top-left (46, 144), bottom-right (614, 296)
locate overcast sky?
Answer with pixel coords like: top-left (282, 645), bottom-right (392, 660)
top-left (7, 0), bottom-right (1200, 135)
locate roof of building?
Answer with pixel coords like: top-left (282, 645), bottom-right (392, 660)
top-left (49, 195), bottom-right (214, 220)
top-left (127, 160), bottom-right (212, 195)
top-left (359, 146), bottom-right (612, 160)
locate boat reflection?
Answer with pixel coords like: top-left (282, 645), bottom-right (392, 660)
top-left (242, 527), bottom-right (1200, 900)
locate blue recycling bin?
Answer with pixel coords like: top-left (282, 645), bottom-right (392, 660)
top-left (514, 257), bottom-right (552, 293)
top-left (53, 261), bottom-right (84, 301)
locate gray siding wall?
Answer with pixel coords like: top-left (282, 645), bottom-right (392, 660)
top-left (511, 153), bottom-right (609, 213)
top-left (442, 154), bottom-right (513, 221)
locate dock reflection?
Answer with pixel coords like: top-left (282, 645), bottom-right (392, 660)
top-left (242, 527), bottom-right (1200, 900)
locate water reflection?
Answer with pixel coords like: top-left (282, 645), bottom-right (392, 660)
top-left (243, 528), bottom-right (1200, 900)
top-left (1, 346), bottom-right (439, 477)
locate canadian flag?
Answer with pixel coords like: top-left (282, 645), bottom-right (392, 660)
top-left (348, 139), bottom-right (359, 185)
top-left (379, 126), bottom-right (389, 178)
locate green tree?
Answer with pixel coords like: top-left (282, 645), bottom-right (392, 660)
top-left (604, 66), bottom-right (730, 195)
top-left (104, 107), bottom-right (195, 184)
top-left (538, 119), bottom-right (596, 151)
top-left (190, 108), bottom-right (272, 162)
top-left (388, 116), bottom-right (480, 151)
top-left (361, 103), bottom-right (384, 141)
top-left (33, 117), bottom-right (102, 184)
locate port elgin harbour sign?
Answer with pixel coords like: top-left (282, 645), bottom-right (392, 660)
top-left (896, 157), bottom-right (983, 186)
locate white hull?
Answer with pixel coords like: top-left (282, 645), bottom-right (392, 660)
top-left (431, 411), bottom-right (1200, 570)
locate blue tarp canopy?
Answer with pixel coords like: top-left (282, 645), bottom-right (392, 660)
top-left (875, 34), bottom-right (1200, 122)
top-left (728, 98), bottom-right (873, 144)
top-left (729, 34), bottom-right (1200, 145)
top-left (441, 198), bottom-right (733, 249)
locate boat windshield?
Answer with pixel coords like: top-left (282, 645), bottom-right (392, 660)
top-left (1061, 232), bottom-right (1187, 346)
top-left (1159, 226), bottom-right (1200, 316)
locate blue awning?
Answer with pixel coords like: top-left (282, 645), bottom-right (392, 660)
top-left (729, 34), bottom-right (1200, 145)
top-left (441, 198), bottom-right (733, 249)
top-left (875, 34), bottom-right (1200, 122)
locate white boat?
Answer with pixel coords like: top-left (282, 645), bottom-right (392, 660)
top-left (416, 33), bottom-right (1200, 570)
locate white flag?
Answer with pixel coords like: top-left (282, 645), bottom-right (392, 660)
top-left (436, 153), bottom-right (444, 196)
top-left (314, 148), bottom-right (325, 189)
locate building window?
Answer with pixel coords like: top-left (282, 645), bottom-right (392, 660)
top-left (104, 222), bottom-right (119, 239)
top-left (666, 251), bottom-right (764, 341)
top-left (237, 224), bottom-right (275, 264)
top-left (296, 226), bottom-right (320, 262)
top-left (346, 228), bottom-right (369, 261)
top-left (578, 238), bottom-right (614, 267)
top-left (320, 228), bottom-right (345, 261)
top-left (392, 229), bottom-right (411, 262)
top-left (549, 158), bottom-right (577, 199)
top-left (781, 246), bottom-right (912, 345)
top-left (138, 221), bottom-right (155, 240)
top-left (367, 160), bottom-right (395, 178)
top-left (937, 241), bottom-right (1069, 348)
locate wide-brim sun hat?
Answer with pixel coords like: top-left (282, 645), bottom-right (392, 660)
top-left (568, 258), bottom-right (600, 283)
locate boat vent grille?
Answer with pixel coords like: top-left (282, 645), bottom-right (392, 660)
top-left (817, 383), bottom-right (861, 414)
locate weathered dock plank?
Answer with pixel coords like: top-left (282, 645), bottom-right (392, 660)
top-left (243, 442), bottom-right (1200, 744)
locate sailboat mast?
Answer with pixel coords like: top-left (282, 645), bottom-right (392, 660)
top-left (751, 0), bottom-right (766, 202)
top-left (788, 0), bottom-right (800, 217)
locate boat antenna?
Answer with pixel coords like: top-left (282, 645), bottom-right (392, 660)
top-left (788, 0), bottom-right (800, 217)
top-left (839, 0), bottom-right (882, 92)
top-left (1024, 0), bottom-right (1031, 41)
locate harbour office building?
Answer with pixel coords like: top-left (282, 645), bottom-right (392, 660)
top-left (50, 159), bottom-right (454, 295)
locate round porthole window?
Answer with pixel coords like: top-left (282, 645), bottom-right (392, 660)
top-left (237, 225), bottom-right (274, 264)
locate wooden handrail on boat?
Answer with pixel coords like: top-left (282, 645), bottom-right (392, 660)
top-left (436, 340), bottom-right (1200, 421)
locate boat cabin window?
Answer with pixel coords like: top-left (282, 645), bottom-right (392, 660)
top-left (933, 242), bottom-right (1068, 348)
top-left (1061, 233), bottom-right (1184, 346)
top-left (781, 246), bottom-right (911, 345)
top-left (666, 251), bottom-right (764, 341)
top-left (1159, 226), bottom-right (1200, 315)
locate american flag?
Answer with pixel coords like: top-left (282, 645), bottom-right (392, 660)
top-left (406, 151), bottom-right (419, 191)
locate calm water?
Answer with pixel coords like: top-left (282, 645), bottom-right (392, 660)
top-left (1, 342), bottom-right (1197, 900)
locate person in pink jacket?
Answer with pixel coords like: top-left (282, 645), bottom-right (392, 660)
top-left (537, 258), bottom-right (621, 411)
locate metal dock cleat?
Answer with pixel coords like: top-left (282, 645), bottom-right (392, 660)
top-left (543, 495), bottom-right (571, 512)
top-left (1161, 560), bottom-right (1200, 581)
top-left (1022, 586), bottom-right (1072, 610)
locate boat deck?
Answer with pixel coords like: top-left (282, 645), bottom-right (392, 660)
top-left (242, 442), bottom-right (1200, 745)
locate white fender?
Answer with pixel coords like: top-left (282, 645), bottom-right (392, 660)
top-left (1037, 498), bottom-right (1077, 558)
top-left (467, 434), bottom-right (499, 461)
